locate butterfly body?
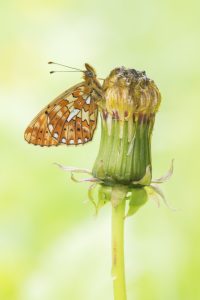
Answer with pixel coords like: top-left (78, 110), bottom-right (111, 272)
top-left (24, 64), bottom-right (103, 147)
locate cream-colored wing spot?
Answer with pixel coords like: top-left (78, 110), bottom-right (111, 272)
top-left (65, 94), bottom-right (75, 102)
top-left (67, 109), bottom-right (80, 122)
top-left (86, 96), bottom-right (91, 104)
top-left (81, 109), bottom-right (90, 124)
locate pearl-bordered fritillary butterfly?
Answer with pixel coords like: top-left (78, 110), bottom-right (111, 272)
top-left (24, 63), bottom-right (103, 146)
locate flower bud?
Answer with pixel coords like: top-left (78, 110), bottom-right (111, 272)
top-left (92, 67), bottom-right (161, 185)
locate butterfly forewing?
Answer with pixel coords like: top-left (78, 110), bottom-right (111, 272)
top-left (24, 82), bottom-right (98, 146)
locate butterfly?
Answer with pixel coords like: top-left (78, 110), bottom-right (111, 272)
top-left (24, 63), bottom-right (103, 146)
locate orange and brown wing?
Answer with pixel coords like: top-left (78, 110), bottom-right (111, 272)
top-left (24, 83), bottom-right (98, 146)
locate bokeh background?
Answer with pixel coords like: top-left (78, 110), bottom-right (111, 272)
top-left (1, 1), bottom-right (200, 299)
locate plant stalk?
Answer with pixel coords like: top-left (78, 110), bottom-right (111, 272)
top-left (111, 187), bottom-right (127, 300)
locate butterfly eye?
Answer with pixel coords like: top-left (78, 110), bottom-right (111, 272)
top-left (85, 71), bottom-right (94, 78)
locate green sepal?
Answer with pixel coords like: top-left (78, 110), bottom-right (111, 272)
top-left (88, 183), bottom-right (98, 214)
top-left (126, 187), bottom-right (148, 217)
top-left (145, 184), bottom-right (177, 211)
top-left (132, 165), bottom-right (151, 186)
top-left (96, 185), bottom-right (112, 214)
top-left (111, 185), bottom-right (128, 208)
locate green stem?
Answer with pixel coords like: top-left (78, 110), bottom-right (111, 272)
top-left (111, 186), bottom-right (127, 300)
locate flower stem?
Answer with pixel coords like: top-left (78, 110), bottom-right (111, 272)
top-left (111, 186), bottom-right (127, 300)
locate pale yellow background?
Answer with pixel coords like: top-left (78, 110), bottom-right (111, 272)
top-left (0, 1), bottom-right (200, 299)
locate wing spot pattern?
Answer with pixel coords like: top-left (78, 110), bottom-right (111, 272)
top-left (53, 132), bottom-right (59, 139)
top-left (24, 82), bottom-right (99, 146)
top-left (49, 124), bottom-right (53, 132)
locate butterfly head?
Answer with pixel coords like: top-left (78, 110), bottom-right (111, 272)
top-left (84, 63), bottom-right (97, 80)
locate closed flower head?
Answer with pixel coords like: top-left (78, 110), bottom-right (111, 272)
top-left (92, 66), bottom-right (161, 185)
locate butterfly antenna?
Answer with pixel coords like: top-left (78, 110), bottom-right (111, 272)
top-left (50, 70), bottom-right (82, 74)
top-left (48, 61), bottom-right (83, 72)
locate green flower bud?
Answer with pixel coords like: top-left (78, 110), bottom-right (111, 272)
top-left (92, 67), bottom-right (161, 185)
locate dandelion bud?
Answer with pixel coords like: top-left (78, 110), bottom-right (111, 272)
top-left (92, 67), bottom-right (161, 185)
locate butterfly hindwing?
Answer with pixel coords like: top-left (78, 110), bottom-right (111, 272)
top-left (24, 83), bottom-right (98, 146)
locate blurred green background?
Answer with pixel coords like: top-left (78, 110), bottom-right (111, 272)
top-left (1, 0), bottom-right (200, 299)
